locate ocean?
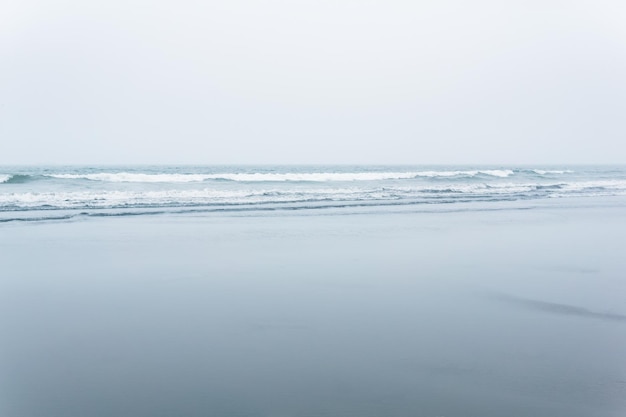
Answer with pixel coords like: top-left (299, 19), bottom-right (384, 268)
top-left (1, 165), bottom-right (626, 222)
top-left (1, 165), bottom-right (625, 416)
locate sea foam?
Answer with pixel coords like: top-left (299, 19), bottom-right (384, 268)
top-left (4, 179), bottom-right (625, 211)
top-left (46, 170), bottom-right (515, 183)
top-left (2, 166), bottom-right (625, 218)
top-left (48, 173), bottom-right (210, 183)
top-left (532, 170), bottom-right (574, 175)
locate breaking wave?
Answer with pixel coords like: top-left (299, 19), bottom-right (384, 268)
top-left (0, 169), bottom-right (584, 186)
top-left (0, 174), bottom-right (37, 184)
top-left (45, 170), bottom-right (516, 183)
top-left (531, 169), bottom-right (574, 175)
top-left (1, 180), bottom-right (625, 211)
top-left (48, 173), bottom-right (210, 183)
top-left (2, 165), bottom-right (624, 222)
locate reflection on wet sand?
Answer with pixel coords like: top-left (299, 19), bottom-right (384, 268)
top-left (490, 293), bottom-right (626, 323)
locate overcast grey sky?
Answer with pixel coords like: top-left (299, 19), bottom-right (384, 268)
top-left (1, 0), bottom-right (625, 165)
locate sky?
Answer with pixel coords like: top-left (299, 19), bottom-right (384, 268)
top-left (1, 0), bottom-right (625, 165)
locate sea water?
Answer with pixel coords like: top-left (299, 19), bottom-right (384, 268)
top-left (0, 165), bottom-right (625, 416)
top-left (1, 165), bottom-right (626, 222)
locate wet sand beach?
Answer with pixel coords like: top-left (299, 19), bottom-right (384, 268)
top-left (1, 199), bottom-right (625, 417)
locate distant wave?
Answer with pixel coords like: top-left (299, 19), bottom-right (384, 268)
top-left (414, 170), bottom-right (514, 178)
top-left (531, 169), bottom-right (574, 175)
top-left (45, 170), bottom-right (516, 183)
top-left (534, 184), bottom-right (564, 190)
top-left (0, 174), bottom-right (37, 184)
top-left (0, 169), bottom-right (585, 185)
top-left (48, 173), bottom-right (211, 183)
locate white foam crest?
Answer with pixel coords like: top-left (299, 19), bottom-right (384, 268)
top-left (413, 170), bottom-right (513, 178)
top-left (47, 172), bottom-right (422, 182)
top-left (412, 171), bottom-right (478, 177)
top-left (204, 172), bottom-right (422, 181)
top-left (560, 180), bottom-right (626, 192)
top-left (480, 169), bottom-right (514, 177)
top-left (394, 182), bottom-right (536, 194)
top-left (48, 173), bottom-right (210, 183)
top-left (467, 179), bottom-right (626, 195)
top-left (0, 175), bottom-right (11, 184)
top-left (0, 189), bottom-right (253, 208)
top-left (0, 187), bottom-right (370, 209)
top-left (215, 171), bottom-right (516, 181)
top-left (532, 169), bottom-right (573, 175)
top-left (45, 170), bottom-right (516, 183)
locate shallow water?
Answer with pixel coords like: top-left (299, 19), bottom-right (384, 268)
top-left (0, 197), bottom-right (625, 416)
